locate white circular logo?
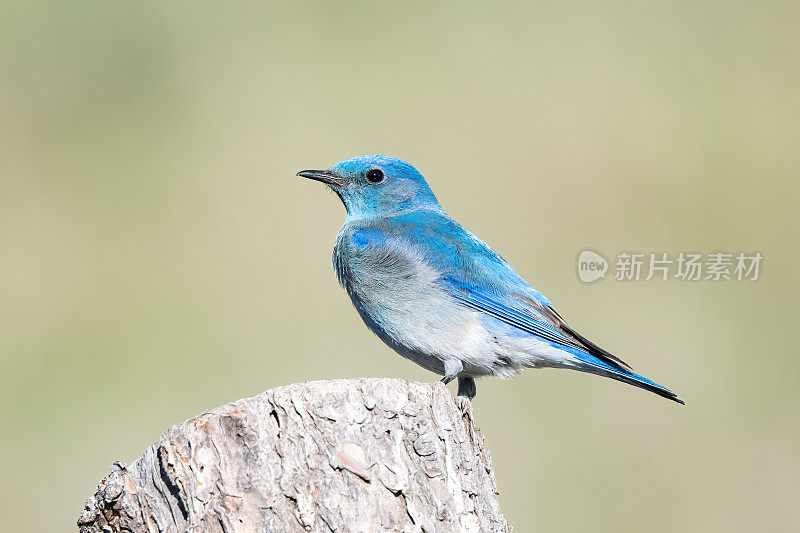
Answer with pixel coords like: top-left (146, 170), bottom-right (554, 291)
top-left (577, 250), bottom-right (608, 283)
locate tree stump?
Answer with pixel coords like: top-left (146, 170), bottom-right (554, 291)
top-left (77, 378), bottom-right (510, 532)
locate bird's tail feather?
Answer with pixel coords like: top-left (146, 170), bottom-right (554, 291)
top-left (567, 349), bottom-right (684, 405)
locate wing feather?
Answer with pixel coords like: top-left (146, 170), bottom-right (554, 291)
top-left (369, 210), bottom-right (633, 371)
top-left (440, 276), bottom-right (633, 371)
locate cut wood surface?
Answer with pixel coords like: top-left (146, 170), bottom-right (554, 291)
top-left (78, 378), bottom-right (510, 532)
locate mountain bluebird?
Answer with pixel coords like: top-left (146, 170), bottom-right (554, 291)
top-left (299, 155), bottom-right (683, 404)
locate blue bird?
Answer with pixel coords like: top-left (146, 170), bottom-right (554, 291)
top-left (298, 155), bottom-right (683, 404)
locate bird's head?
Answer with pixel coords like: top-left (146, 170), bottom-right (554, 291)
top-left (298, 155), bottom-right (441, 218)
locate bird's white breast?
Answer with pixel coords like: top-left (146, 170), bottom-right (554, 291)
top-left (334, 233), bottom-right (492, 371)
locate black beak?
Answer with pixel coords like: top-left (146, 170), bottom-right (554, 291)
top-left (297, 169), bottom-right (345, 186)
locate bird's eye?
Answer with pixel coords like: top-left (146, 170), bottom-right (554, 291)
top-left (366, 169), bottom-right (385, 183)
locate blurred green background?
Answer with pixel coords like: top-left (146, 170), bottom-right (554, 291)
top-left (1, 1), bottom-right (798, 531)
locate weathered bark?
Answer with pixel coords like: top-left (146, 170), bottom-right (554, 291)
top-left (78, 378), bottom-right (510, 532)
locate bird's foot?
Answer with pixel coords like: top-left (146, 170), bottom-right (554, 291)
top-left (454, 395), bottom-right (472, 417)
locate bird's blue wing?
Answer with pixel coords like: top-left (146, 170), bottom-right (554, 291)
top-left (372, 209), bottom-right (552, 303)
top-left (375, 209), bottom-right (634, 371)
top-left (441, 275), bottom-right (570, 346)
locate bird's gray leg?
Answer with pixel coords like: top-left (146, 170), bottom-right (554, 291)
top-left (441, 359), bottom-right (463, 385)
top-left (457, 376), bottom-right (476, 399)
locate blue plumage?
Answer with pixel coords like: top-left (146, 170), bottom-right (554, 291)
top-left (298, 155), bottom-right (683, 404)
